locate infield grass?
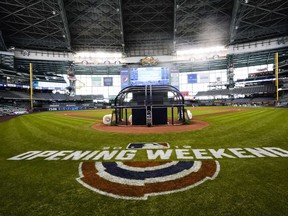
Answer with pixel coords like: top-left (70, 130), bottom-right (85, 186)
top-left (0, 106), bottom-right (287, 216)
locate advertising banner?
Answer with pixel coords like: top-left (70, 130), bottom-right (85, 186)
top-left (120, 68), bottom-right (129, 89)
top-left (199, 73), bottom-right (210, 83)
top-left (92, 77), bottom-right (101, 87)
top-left (170, 68), bottom-right (179, 89)
top-left (103, 77), bottom-right (113, 86)
top-left (187, 74), bottom-right (197, 84)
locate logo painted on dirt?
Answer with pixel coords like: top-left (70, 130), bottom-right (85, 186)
top-left (77, 143), bottom-right (220, 200)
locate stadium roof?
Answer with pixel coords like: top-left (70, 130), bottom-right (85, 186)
top-left (0, 0), bottom-right (288, 57)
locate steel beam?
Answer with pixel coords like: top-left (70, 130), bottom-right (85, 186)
top-left (0, 30), bottom-right (7, 51)
top-left (118, 0), bottom-right (125, 53)
top-left (57, 0), bottom-right (71, 50)
top-left (229, 0), bottom-right (240, 43)
top-left (173, 0), bottom-right (177, 53)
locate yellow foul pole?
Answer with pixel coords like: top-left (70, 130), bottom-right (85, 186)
top-left (30, 63), bottom-right (33, 111)
top-left (275, 52), bottom-right (279, 102)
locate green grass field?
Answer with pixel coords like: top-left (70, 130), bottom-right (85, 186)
top-left (0, 107), bottom-right (287, 216)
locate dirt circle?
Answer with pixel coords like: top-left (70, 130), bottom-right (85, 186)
top-left (60, 107), bottom-right (245, 134)
top-left (91, 120), bottom-right (209, 134)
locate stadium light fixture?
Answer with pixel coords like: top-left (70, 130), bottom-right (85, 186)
top-left (74, 51), bottom-right (122, 59)
top-left (74, 51), bottom-right (123, 65)
top-left (176, 46), bottom-right (227, 56)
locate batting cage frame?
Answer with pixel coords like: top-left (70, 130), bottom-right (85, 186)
top-left (113, 85), bottom-right (186, 127)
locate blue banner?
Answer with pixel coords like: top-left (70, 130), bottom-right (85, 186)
top-left (120, 68), bottom-right (129, 89)
top-left (103, 77), bottom-right (113, 86)
top-left (32, 81), bottom-right (38, 87)
top-left (188, 74), bottom-right (197, 84)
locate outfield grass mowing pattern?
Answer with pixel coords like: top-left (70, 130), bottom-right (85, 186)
top-left (0, 107), bottom-right (287, 216)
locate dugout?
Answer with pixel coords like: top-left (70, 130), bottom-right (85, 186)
top-left (113, 85), bottom-right (186, 126)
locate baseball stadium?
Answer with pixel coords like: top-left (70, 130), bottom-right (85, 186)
top-left (0, 1), bottom-right (288, 216)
